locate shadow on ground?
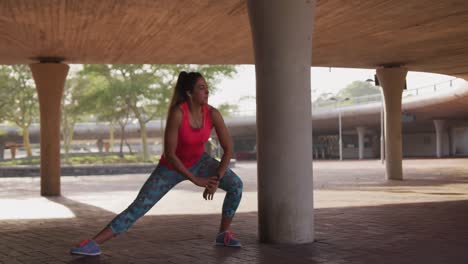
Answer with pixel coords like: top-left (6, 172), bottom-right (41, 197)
top-left (1, 196), bottom-right (467, 263)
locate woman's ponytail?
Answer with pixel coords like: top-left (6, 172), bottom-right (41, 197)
top-left (168, 71), bottom-right (203, 110)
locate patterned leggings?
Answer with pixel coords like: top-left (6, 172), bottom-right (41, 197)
top-left (108, 153), bottom-right (243, 234)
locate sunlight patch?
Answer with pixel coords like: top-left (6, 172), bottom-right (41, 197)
top-left (0, 198), bottom-right (75, 220)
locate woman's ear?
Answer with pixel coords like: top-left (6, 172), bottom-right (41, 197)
top-left (186, 91), bottom-right (192, 97)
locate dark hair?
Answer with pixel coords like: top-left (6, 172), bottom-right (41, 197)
top-left (169, 71), bottom-right (203, 109)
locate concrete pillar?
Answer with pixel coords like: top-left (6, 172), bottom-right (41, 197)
top-left (356, 126), bottom-right (366, 160)
top-left (248, 0), bottom-right (315, 243)
top-left (377, 67), bottom-right (408, 180)
top-left (30, 63), bottom-right (69, 196)
top-left (433, 120), bottom-right (447, 158)
top-left (450, 127), bottom-right (457, 156)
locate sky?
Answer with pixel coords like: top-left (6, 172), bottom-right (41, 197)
top-left (210, 65), bottom-right (460, 111)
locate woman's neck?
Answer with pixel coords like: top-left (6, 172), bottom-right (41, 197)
top-left (187, 101), bottom-right (203, 115)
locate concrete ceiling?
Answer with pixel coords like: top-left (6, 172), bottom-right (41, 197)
top-left (1, 1), bottom-right (468, 77)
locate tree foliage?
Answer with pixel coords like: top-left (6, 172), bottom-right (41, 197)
top-left (336, 80), bottom-right (380, 100)
top-left (0, 65), bottom-right (38, 157)
top-left (61, 72), bottom-right (95, 163)
top-left (217, 103), bottom-right (240, 117)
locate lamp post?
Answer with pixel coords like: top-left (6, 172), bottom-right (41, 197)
top-left (380, 90), bottom-right (384, 164)
top-left (330, 97), bottom-right (349, 160)
top-left (339, 110), bottom-right (343, 160)
top-left (366, 77), bottom-right (385, 164)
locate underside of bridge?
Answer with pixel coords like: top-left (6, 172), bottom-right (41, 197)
top-left (0, 1), bottom-right (467, 77)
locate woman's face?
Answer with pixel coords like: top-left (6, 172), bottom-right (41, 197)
top-left (190, 77), bottom-right (209, 105)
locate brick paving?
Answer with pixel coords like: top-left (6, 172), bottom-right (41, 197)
top-left (1, 159), bottom-right (468, 263)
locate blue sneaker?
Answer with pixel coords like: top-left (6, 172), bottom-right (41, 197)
top-left (215, 231), bottom-right (242, 247)
top-left (70, 239), bottom-right (101, 256)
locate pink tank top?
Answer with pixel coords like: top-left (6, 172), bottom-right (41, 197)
top-left (159, 102), bottom-right (213, 169)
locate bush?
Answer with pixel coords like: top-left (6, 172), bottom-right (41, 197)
top-left (0, 154), bottom-right (160, 166)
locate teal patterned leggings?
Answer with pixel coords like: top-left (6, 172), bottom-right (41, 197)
top-left (108, 153), bottom-right (243, 234)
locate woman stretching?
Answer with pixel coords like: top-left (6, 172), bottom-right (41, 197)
top-left (71, 71), bottom-right (243, 256)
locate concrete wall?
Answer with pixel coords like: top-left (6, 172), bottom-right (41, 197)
top-left (341, 134), bottom-right (378, 159)
top-left (342, 147), bottom-right (374, 159)
top-left (402, 133), bottom-right (436, 157)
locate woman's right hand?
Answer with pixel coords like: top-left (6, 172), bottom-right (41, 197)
top-left (193, 176), bottom-right (219, 188)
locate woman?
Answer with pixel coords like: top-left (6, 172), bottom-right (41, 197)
top-left (71, 71), bottom-right (243, 256)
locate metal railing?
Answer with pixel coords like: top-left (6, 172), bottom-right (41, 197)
top-left (312, 78), bottom-right (463, 111)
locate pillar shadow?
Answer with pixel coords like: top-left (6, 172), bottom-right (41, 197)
top-left (2, 199), bottom-right (468, 263)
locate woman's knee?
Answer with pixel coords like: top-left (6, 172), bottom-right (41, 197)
top-left (223, 172), bottom-right (243, 194)
top-left (235, 176), bottom-right (243, 192)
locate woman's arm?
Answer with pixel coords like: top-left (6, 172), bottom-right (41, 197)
top-left (211, 107), bottom-right (233, 179)
top-left (164, 106), bottom-right (217, 188)
top-left (203, 107), bottom-right (234, 199)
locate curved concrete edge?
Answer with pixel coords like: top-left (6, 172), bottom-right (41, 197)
top-left (312, 82), bottom-right (468, 120)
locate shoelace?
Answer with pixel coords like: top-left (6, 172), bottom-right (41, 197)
top-left (78, 239), bottom-right (90, 247)
top-left (224, 231), bottom-right (235, 245)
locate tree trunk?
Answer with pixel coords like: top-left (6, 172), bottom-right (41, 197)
top-left (0, 140), bottom-right (5, 161)
top-left (62, 114), bottom-right (69, 163)
top-left (22, 127), bottom-right (32, 157)
top-left (119, 124), bottom-right (125, 158)
top-left (63, 126), bottom-right (70, 156)
top-left (62, 121), bottom-right (74, 164)
top-left (138, 119), bottom-right (150, 161)
top-left (160, 116), bottom-right (165, 141)
top-left (109, 123), bottom-right (115, 153)
top-left (67, 126), bottom-right (74, 155)
top-left (125, 138), bottom-right (133, 154)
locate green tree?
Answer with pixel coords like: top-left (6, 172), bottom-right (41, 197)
top-left (0, 65), bottom-right (38, 157)
top-left (337, 80), bottom-right (380, 100)
top-left (78, 69), bottom-right (134, 158)
top-left (61, 73), bottom-right (94, 163)
top-left (82, 64), bottom-right (158, 161)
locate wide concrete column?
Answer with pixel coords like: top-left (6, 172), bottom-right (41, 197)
top-left (356, 126), bottom-right (366, 160)
top-left (377, 67), bottom-right (407, 180)
top-left (248, 0), bottom-right (315, 243)
top-left (433, 120), bottom-right (447, 158)
top-left (30, 63), bottom-right (69, 196)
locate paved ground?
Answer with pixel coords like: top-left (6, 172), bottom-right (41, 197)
top-left (1, 158), bottom-right (468, 263)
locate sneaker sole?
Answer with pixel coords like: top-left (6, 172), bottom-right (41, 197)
top-left (215, 242), bottom-right (242, 248)
top-left (70, 251), bottom-right (102, 256)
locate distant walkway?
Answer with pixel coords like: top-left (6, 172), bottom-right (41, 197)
top-left (1, 159), bottom-right (468, 263)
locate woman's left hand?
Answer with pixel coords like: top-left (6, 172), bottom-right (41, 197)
top-left (203, 177), bottom-right (219, 200)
